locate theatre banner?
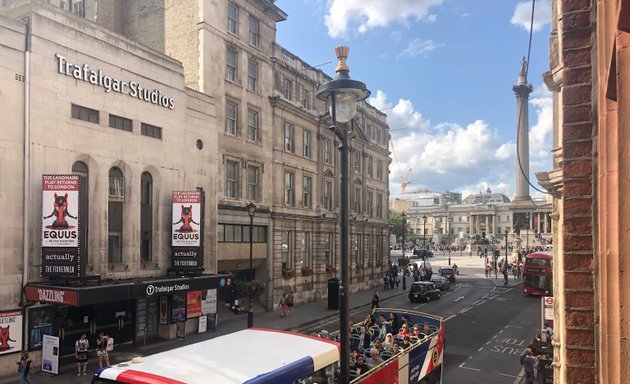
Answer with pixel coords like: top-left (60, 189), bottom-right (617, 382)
top-left (171, 191), bottom-right (203, 271)
top-left (41, 175), bottom-right (80, 277)
top-left (0, 310), bottom-right (23, 355)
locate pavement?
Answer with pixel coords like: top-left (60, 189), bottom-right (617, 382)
top-left (3, 251), bottom-right (521, 384)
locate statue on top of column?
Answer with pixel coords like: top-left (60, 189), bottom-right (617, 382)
top-left (520, 57), bottom-right (527, 77)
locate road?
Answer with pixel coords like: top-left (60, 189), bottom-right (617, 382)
top-left (291, 264), bottom-right (539, 384)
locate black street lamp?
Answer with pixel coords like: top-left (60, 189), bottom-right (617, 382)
top-left (401, 212), bottom-right (407, 291)
top-left (447, 217), bottom-right (452, 266)
top-left (422, 215), bottom-right (428, 248)
top-left (316, 46), bottom-right (369, 384)
top-left (246, 202), bottom-right (256, 328)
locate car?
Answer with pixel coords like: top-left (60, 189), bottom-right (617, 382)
top-left (411, 248), bottom-right (434, 259)
top-left (439, 267), bottom-right (456, 283)
top-left (408, 282), bottom-right (441, 303)
top-left (429, 275), bottom-right (451, 291)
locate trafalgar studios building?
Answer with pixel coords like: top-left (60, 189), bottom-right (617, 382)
top-left (0, 4), bottom-right (229, 376)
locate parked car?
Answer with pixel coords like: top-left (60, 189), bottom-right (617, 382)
top-left (429, 275), bottom-right (451, 291)
top-left (411, 248), bottom-right (434, 259)
top-left (439, 267), bottom-right (456, 283)
top-left (408, 282), bottom-right (441, 303)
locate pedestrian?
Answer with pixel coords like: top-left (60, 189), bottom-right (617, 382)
top-left (395, 274), bottom-right (400, 289)
top-left (371, 291), bottom-right (380, 309)
top-left (75, 333), bottom-right (89, 376)
top-left (16, 351), bottom-right (32, 384)
top-left (383, 274), bottom-right (389, 291)
top-left (503, 265), bottom-right (509, 286)
top-left (286, 291), bottom-right (295, 315)
top-left (96, 331), bottom-right (110, 368)
top-left (521, 348), bottom-right (538, 383)
top-left (279, 294), bottom-right (287, 317)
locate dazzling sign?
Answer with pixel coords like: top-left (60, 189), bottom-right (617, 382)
top-left (41, 175), bottom-right (80, 277)
top-left (55, 54), bottom-right (175, 110)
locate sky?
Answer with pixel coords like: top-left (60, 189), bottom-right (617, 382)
top-left (275, 0), bottom-right (553, 201)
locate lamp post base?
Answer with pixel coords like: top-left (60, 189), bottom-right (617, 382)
top-left (247, 311), bottom-right (254, 328)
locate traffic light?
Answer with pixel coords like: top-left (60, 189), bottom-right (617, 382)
top-left (484, 248), bottom-right (488, 256)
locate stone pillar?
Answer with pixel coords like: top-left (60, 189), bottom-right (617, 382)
top-left (512, 57), bottom-right (533, 204)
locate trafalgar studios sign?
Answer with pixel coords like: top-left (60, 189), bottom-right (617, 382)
top-left (55, 53), bottom-right (175, 110)
top-left (171, 191), bottom-right (204, 271)
top-left (41, 175), bottom-right (80, 277)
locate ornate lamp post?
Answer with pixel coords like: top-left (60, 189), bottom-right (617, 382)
top-left (316, 46), bottom-right (369, 384)
top-left (448, 217), bottom-right (453, 266)
top-left (246, 202), bottom-right (256, 328)
top-left (422, 215), bottom-right (428, 248)
top-left (401, 211), bottom-right (407, 290)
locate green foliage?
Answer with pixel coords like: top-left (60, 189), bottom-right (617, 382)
top-left (234, 279), bottom-right (266, 298)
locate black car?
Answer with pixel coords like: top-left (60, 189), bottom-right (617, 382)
top-left (408, 282), bottom-right (441, 303)
top-left (429, 275), bottom-right (451, 291)
top-left (439, 267), bottom-right (456, 283)
top-left (411, 249), bottom-right (434, 259)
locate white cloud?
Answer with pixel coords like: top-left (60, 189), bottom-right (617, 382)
top-left (325, 0), bottom-right (444, 38)
top-left (397, 38), bottom-right (441, 58)
top-left (511, 0), bottom-right (551, 32)
top-left (379, 90), bottom-right (551, 199)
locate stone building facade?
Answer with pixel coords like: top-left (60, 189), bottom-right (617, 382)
top-left (0, 0), bottom-right (390, 375)
top-left (537, 0), bottom-right (630, 383)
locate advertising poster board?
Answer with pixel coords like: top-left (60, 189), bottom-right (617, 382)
top-left (541, 296), bottom-right (554, 338)
top-left (170, 293), bottom-right (187, 323)
top-left (41, 334), bottom-right (59, 374)
top-left (198, 315), bottom-right (207, 333)
top-left (28, 307), bottom-right (55, 350)
top-left (0, 310), bottom-right (23, 355)
top-left (201, 289), bottom-right (217, 315)
top-left (41, 175), bottom-right (80, 277)
top-left (159, 296), bottom-right (168, 325)
top-left (171, 191), bottom-right (203, 271)
top-left (187, 291), bottom-right (202, 318)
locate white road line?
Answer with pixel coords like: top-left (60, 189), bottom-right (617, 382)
top-left (459, 306), bottom-right (474, 314)
top-left (498, 373), bottom-right (518, 378)
top-left (413, 304), bottom-right (426, 309)
top-left (454, 296), bottom-right (465, 302)
top-left (478, 347), bottom-right (484, 352)
top-left (505, 325), bottom-right (524, 329)
top-left (472, 300), bottom-right (480, 305)
top-left (476, 300), bottom-right (486, 305)
top-left (485, 340), bottom-right (491, 345)
top-left (444, 314), bottom-right (456, 322)
top-left (458, 362), bottom-right (481, 371)
top-left (512, 367), bottom-right (525, 384)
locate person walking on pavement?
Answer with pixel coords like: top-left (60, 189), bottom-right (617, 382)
top-left (16, 351), bottom-right (32, 384)
top-left (371, 291), bottom-right (380, 309)
top-left (96, 331), bottom-right (110, 368)
top-left (286, 291), bottom-right (295, 316)
top-left (279, 294), bottom-right (287, 317)
top-left (75, 333), bottom-right (89, 375)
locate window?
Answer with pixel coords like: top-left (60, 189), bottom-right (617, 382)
top-left (218, 224), bottom-right (267, 242)
top-left (109, 114), bottom-right (132, 132)
top-left (376, 193), bottom-right (383, 218)
top-left (303, 130), bottom-right (311, 158)
top-left (376, 160), bottom-right (383, 181)
top-left (141, 123), bottom-right (162, 139)
top-left (354, 187), bottom-right (361, 213)
top-left (302, 88), bottom-right (310, 109)
top-left (283, 78), bottom-right (293, 100)
top-left (71, 0), bottom-right (84, 17)
top-left (301, 232), bottom-right (311, 269)
top-left (325, 233), bottom-right (334, 267)
top-left (281, 231), bottom-right (293, 270)
top-left (108, 167), bottom-right (124, 264)
top-left (140, 172), bottom-right (153, 262)
top-left (226, 160), bottom-right (239, 198)
top-left (366, 124), bottom-right (372, 141)
top-left (353, 151), bottom-right (361, 173)
top-left (323, 139), bottom-right (333, 165)
top-left (227, 2), bottom-right (238, 34)
top-left (284, 122), bottom-right (294, 152)
top-left (248, 16), bottom-right (259, 46)
top-left (366, 191), bottom-right (373, 217)
top-left (324, 180), bottom-right (333, 210)
top-left (71, 104), bottom-right (99, 123)
top-left (247, 109), bottom-right (259, 141)
top-left (355, 234), bottom-right (363, 268)
top-left (376, 129), bottom-right (382, 146)
top-left (246, 165), bottom-right (260, 201)
top-left (367, 156), bottom-right (373, 177)
top-left (226, 101), bottom-right (238, 135)
top-left (247, 60), bottom-right (258, 92)
top-left (226, 48), bottom-right (237, 82)
top-left (284, 171), bottom-right (295, 206)
top-left (303, 176), bottom-right (312, 208)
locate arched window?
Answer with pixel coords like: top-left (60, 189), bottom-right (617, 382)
top-left (140, 172), bottom-right (153, 262)
top-left (72, 161), bottom-right (89, 269)
top-left (108, 167), bottom-right (124, 264)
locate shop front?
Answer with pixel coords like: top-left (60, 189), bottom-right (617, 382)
top-left (24, 274), bottom-right (230, 356)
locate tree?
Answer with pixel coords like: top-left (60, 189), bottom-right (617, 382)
top-left (388, 210), bottom-right (410, 242)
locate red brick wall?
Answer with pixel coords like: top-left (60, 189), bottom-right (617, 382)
top-left (561, 0), bottom-right (596, 383)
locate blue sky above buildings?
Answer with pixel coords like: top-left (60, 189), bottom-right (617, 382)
top-left (275, 0), bottom-right (553, 200)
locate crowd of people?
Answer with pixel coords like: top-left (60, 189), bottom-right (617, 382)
top-left (520, 330), bottom-right (553, 383)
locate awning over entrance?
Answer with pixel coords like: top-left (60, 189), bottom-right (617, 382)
top-left (24, 274), bottom-right (231, 306)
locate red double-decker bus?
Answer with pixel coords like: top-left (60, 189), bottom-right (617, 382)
top-left (523, 252), bottom-right (553, 296)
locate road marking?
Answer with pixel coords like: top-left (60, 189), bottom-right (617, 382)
top-left (454, 296), bottom-right (465, 302)
top-left (413, 303), bottom-right (426, 309)
top-left (498, 373), bottom-right (519, 378)
top-left (478, 347), bottom-right (484, 351)
top-left (505, 325), bottom-right (524, 329)
top-left (476, 300), bottom-right (486, 305)
top-left (444, 314), bottom-right (456, 322)
top-left (513, 368), bottom-right (525, 384)
top-left (458, 362), bottom-right (481, 371)
top-left (442, 291), bottom-right (452, 296)
top-left (485, 340), bottom-right (491, 345)
top-left (459, 306), bottom-right (474, 314)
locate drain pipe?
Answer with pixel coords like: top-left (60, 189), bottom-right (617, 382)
top-left (20, 16), bottom-right (32, 351)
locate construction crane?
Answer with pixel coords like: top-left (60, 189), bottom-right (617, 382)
top-left (389, 139), bottom-right (413, 194)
